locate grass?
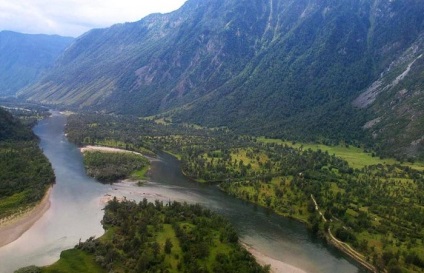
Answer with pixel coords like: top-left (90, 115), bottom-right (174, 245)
top-left (99, 227), bottom-right (117, 243)
top-left (0, 190), bottom-right (31, 218)
top-left (257, 137), bottom-right (424, 170)
top-left (131, 165), bottom-right (149, 180)
top-left (224, 177), bottom-right (311, 223)
top-left (206, 232), bottom-right (233, 271)
top-left (164, 150), bottom-right (182, 160)
top-left (41, 249), bottom-right (105, 273)
top-left (230, 148), bottom-right (269, 171)
top-left (156, 224), bottom-right (182, 273)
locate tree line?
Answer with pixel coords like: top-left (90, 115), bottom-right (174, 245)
top-left (65, 113), bottom-right (424, 273)
top-left (0, 107), bottom-right (55, 219)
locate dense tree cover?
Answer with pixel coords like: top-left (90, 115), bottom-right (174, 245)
top-left (35, 199), bottom-right (269, 273)
top-left (82, 151), bottom-right (149, 183)
top-left (20, 0), bottom-right (424, 159)
top-left (0, 107), bottom-right (55, 219)
top-left (66, 113), bottom-right (424, 273)
top-left (66, 113), bottom-right (242, 156)
top-left (0, 107), bottom-right (34, 141)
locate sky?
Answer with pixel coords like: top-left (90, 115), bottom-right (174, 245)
top-left (0, 0), bottom-right (187, 37)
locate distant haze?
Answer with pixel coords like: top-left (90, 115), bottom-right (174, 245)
top-left (0, 0), bottom-right (187, 37)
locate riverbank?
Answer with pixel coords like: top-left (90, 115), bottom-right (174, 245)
top-left (0, 187), bottom-right (52, 247)
top-left (80, 145), bottom-right (369, 273)
top-left (326, 229), bottom-right (377, 273)
top-left (310, 195), bottom-right (376, 273)
top-left (242, 242), bottom-right (307, 273)
top-left (80, 145), bottom-right (143, 155)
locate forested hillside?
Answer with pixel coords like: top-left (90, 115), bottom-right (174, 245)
top-left (0, 31), bottom-right (73, 97)
top-left (0, 107), bottom-right (55, 219)
top-left (19, 0), bottom-right (424, 158)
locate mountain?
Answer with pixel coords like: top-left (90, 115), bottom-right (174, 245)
top-left (353, 35), bottom-right (424, 159)
top-left (19, 0), bottom-right (424, 158)
top-left (0, 31), bottom-right (73, 97)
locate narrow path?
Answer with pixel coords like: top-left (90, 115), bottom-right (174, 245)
top-left (310, 195), bottom-right (378, 273)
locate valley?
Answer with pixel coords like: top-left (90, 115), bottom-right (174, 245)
top-left (65, 113), bottom-right (424, 273)
top-left (0, 113), bottom-right (365, 273)
top-left (16, 0), bottom-right (424, 161)
top-left (1, 0), bottom-right (424, 272)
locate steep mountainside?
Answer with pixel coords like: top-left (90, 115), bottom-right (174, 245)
top-left (354, 33), bottom-right (424, 159)
top-left (0, 31), bottom-right (73, 97)
top-left (20, 0), bottom-right (424, 157)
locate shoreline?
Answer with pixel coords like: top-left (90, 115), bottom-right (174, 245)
top-left (80, 145), bottom-right (144, 155)
top-left (81, 145), bottom-right (374, 272)
top-left (0, 186), bottom-right (52, 247)
top-left (325, 229), bottom-right (376, 273)
top-left (242, 242), bottom-right (307, 273)
top-left (310, 195), bottom-right (376, 273)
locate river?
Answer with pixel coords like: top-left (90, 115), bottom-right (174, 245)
top-left (0, 112), bottom-right (366, 273)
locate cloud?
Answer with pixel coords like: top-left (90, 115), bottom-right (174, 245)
top-left (0, 0), bottom-right (187, 37)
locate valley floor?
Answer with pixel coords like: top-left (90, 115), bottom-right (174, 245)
top-left (78, 145), bottom-right (310, 273)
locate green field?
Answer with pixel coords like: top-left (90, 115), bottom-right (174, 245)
top-left (130, 164), bottom-right (149, 180)
top-left (257, 137), bottom-right (424, 170)
top-left (0, 191), bottom-right (29, 217)
top-left (41, 249), bottom-right (105, 273)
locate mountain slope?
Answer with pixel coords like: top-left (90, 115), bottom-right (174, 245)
top-left (0, 31), bottom-right (73, 97)
top-left (20, 0), bottom-right (424, 155)
top-left (354, 34), bottom-right (424, 160)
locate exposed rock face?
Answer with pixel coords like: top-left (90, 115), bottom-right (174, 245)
top-left (17, 0), bottom-right (424, 157)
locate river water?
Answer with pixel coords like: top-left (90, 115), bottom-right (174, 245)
top-left (0, 113), bottom-right (366, 273)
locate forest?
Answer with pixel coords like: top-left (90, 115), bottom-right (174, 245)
top-left (0, 107), bottom-right (55, 219)
top-left (82, 151), bottom-right (149, 183)
top-left (66, 113), bottom-right (424, 273)
top-left (19, 199), bottom-right (269, 273)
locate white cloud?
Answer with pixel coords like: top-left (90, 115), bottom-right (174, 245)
top-left (0, 0), bottom-right (187, 37)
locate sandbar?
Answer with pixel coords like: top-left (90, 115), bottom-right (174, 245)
top-left (0, 187), bottom-right (52, 247)
top-left (242, 242), bottom-right (307, 273)
top-left (80, 145), bottom-right (142, 155)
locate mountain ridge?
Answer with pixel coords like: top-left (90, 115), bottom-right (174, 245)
top-left (0, 31), bottom-right (73, 97)
top-left (18, 0), bottom-right (424, 158)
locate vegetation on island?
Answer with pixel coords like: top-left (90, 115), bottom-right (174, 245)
top-left (0, 107), bottom-right (55, 219)
top-left (82, 151), bottom-right (149, 183)
top-left (22, 199), bottom-right (269, 273)
top-left (66, 113), bottom-right (424, 273)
